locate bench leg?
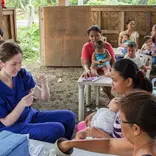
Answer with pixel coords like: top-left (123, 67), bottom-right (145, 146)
top-left (78, 85), bottom-right (85, 121)
top-left (85, 85), bottom-right (91, 106)
top-left (95, 86), bottom-right (100, 108)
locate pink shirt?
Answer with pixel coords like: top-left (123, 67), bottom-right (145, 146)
top-left (81, 41), bottom-right (115, 64)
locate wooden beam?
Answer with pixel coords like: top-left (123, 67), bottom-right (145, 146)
top-left (101, 30), bottom-right (120, 34)
top-left (39, 7), bottom-right (46, 66)
top-left (0, 5), bottom-right (2, 27)
top-left (91, 6), bottom-right (156, 12)
top-left (120, 11), bottom-right (124, 31)
top-left (97, 11), bottom-right (101, 27)
top-left (58, 0), bottom-right (69, 6)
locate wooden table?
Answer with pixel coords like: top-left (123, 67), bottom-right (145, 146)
top-left (29, 139), bottom-right (117, 156)
top-left (77, 76), bottom-right (112, 121)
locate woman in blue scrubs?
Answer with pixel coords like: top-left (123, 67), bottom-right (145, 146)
top-left (0, 41), bottom-right (76, 143)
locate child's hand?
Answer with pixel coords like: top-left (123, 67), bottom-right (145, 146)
top-left (85, 112), bottom-right (95, 126)
top-left (36, 75), bottom-right (48, 85)
top-left (85, 127), bottom-right (104, 138)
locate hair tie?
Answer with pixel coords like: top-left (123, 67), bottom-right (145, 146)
top-left (137, 70), bottom-right (144, 81)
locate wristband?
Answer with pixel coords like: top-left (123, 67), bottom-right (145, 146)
top-left (54, 138), bottom-right (73, 156)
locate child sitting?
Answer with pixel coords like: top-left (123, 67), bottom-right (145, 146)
top-left (141, 35), bottom-right (154, 56)
top-left (91, 40), bottom-right (111, 76)
top-left (76, 98), bottom-right (120, 139)
top-left (124, 41), bottom-right (150, 73)
top-left (117, 34), bottom-right (130, 55)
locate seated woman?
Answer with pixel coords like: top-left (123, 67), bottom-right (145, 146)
top-left (151, 24), bottom-right (156, 64)
top-left (81, 25), bottom-right (116, 98)
top-left (118, 20), bottom-right (139, 48)
top-left (55, 91), bottom-right (156, 156)
top-left (117, 33), bottom-right (131, 56)
top-left (76, 59), bottom-right (152, 140)
top-left (0, 41), bottom-right (76, 143)
top-left (81, 25), bottom-right (116, 77)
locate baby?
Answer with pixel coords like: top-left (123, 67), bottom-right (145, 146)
top-left (91, 40), bottom-right (111, 76)
top-left (118, 34), bottom-right (130, 55)
top-left (141, 35), bottom-right (154, 56)
top-left (76, 98), bottom-right (120, 139)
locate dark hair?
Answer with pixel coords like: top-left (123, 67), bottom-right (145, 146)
top-left (144, 35), bottom-right (151, 43)
top-left (87, 25), bottom-right (101, 35)
top-left (94, 40), bottom-right (105, 49)
top-left (123, 34), bottom-right (129, 38)
top-left (152, 36), bottom-right (155, 44)
top-left (113, 59), bottom-right (152, 92)
top-left (120, 91), bottom-right (156, 139)
top-left (0, 28), bottom-right (4, 37)
top-left (127, 41), bottom-right (137, 48)
top-left (0, 41), bottom-right (23, 62)
top-left (152, 24), bottom-right (156, 43)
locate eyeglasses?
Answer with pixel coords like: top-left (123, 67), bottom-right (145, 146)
top-left (119, 118), bottom-right (133, 125)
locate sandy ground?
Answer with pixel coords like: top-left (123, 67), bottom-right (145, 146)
top-left (25, 63), bottom-right (110, 120)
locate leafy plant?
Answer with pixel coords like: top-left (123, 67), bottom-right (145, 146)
top-left (17, 24), bottom-right (40, 63)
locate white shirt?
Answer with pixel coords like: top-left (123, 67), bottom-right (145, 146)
top-left (91, 108), bottom-right (116, 135)
top-left (124, 55), bottom-right (143, 69)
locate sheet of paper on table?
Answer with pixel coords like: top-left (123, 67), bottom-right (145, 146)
top-left (81, 76), bottom-right (101, 82)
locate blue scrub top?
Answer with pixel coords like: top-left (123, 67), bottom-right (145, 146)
top-left (0, 68), bottom-right (37, 128)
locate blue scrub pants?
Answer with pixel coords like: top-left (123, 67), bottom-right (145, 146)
top-left (1, 110), bottom-right (76, 143)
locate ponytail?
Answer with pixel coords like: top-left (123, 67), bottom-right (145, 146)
top-left (136, 71), bottom-right (152, 93)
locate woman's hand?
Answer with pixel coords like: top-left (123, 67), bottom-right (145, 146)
top-left (19, 93), bottom-right (34, 107)
top-left (85, 127), bottom-right (111, 138)
top-left (85, 127), bottom-right (100, 138)
top-left (32, 75), bottom-right (50, 101)
top-left (82, 70), bottom-right (92, 78)
top-left (85, 112), bottom-right (96, 126)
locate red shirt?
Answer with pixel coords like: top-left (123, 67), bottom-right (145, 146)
top-left (1, 0), bottom-right (5, 8)
top-left (81, 41), bottom-right (115, 64)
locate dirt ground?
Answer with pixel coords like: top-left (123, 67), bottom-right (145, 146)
top-left (25, 62), bottom-right (110, 120)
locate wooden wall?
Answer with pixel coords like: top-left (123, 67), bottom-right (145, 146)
top-left (39, 6), bottom-right (91, 66)
top-left (91, 6), bottom-right (156, 47)
top-left (2, 8), bottom-right (17, 41)
top-left (39, 5), bottom-right (156, 66)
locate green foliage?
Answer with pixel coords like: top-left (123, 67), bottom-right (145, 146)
top-left (17, 24), bottom-right (40, 63)
top-left (69, 0), bottom-right (78, 5)
top-left (85, 0), bottom-right (104, 5)
top-left (147, 0), bottom-right (156, 4)
top-left (6, 0), bottom-right (156, 7)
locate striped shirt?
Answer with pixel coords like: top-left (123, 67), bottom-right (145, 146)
top-left (112, 111), bottom-right (122, 138)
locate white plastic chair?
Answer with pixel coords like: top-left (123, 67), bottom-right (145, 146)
top-left (136, 53), bottom-right (152, 79)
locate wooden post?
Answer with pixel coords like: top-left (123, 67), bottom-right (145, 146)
top-left (58, 0), bottom-right (69, 6)
top-left (0, 4), bottom-right (2, 28)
